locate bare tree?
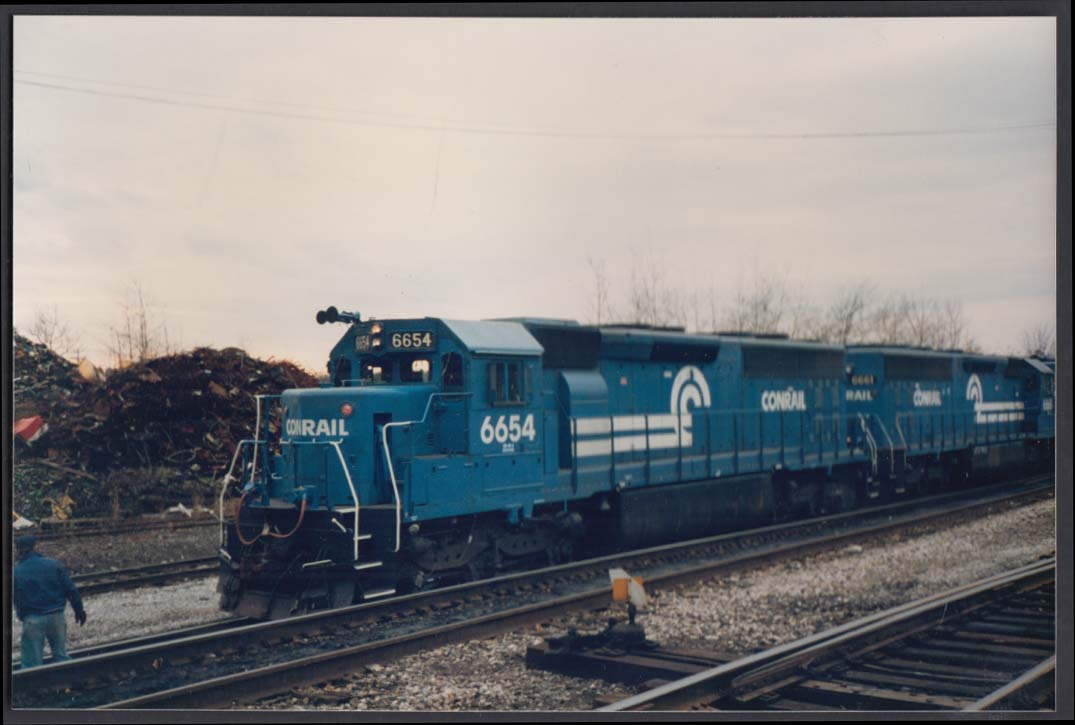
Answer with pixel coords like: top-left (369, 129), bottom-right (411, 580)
top-left (623, 252), bottom-right (689, 328)
top-left (105, 281), bottom-right (177, 368)
top-left (685, 286), bottom-right (715, 333)
top-left (592, 264), bottom-right (991, 353)
top-left (722, 273), bottom-right (790, 334)
top-left (817, 282), bottom-right (874, 344)
top-left (703, 283), bottom-right (720, 333)
top-left (786, 295), bottom-right (824, 341)
top-left (1021, 322), bottom-right (1056, 358)
top-left (860, 291), bottom-right (974, 350)
top-left (934, 298), bottom-right (970, 350)
top-left (864, 291), bottom-right (904, 345)
top-left (902, 295), bottom-right (937, 347)
top-left (586, 256), bottom-right (611, 325)
top-left (27, 305), bottom-right (82, 360)
top-left (625, 258), bottom-right (660, 326)
top-left (663, 285), bottom-right (689, 330)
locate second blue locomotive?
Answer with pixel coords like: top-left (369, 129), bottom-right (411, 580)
top-left (217, 310), bottom-right (1055, 618)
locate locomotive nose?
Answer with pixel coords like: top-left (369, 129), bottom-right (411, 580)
top-left (282, 391), bottom-right (357, 439)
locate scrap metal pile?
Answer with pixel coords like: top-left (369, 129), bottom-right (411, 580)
top-left (13, 333), bottom-right (319, 517)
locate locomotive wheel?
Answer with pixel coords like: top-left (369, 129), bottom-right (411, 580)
top-left (396, 564), bottom-right (426, 594)
top-left (545, 539), bottom-right (574, 567)
top-left (558, 540), bottom-right (575, 563)
top-left (329, 579), bottom-right (356, 608)
top-left (467, 549), bottom-right (495, 581)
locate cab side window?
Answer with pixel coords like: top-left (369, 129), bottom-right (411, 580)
top-left (508, 364), bottom-right (522, 401)
top-left (333, 357), bottom-right (353, 387)
top-left (441, 353), bottom-right (464, 390)
top-left (488, 361), bottom-right (528, 405)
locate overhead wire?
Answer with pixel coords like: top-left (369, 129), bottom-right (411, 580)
top-left (13, 74), bottom-right (1057, 142)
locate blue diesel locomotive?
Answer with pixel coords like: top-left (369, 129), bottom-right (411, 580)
top-left (217, 310), bottom-right (1055, 618)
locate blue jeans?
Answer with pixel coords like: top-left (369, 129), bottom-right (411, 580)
top-left (20, 611), bottom-right (69, 668)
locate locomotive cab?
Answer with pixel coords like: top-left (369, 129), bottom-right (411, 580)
top-left (218, 314), bottom-right (551, 618)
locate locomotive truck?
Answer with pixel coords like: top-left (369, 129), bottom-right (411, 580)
top-left (217, 309), bottom-right (1055, 619)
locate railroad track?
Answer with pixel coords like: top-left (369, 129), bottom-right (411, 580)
top-left (29, 516), bottom-right (218, 542)
top-left (601, 557), bottom-right (1056, 712)
top-left (71, 556), bottom-right (220, 596)
top-left (10, 474), bottom-right (1052, 710)
top-left (13, 618), bottom-right (254, 671)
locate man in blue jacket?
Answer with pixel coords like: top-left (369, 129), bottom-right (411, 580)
top-left (14, 535), bottom-right (87, 668)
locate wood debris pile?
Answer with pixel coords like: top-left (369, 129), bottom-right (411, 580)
top-left (13, 333), bottom-right (318, 476)
top-left (12, 331), bottom-right (316, 514)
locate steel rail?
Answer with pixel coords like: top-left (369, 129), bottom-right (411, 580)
top-left (71, 556), bottom-right (220, 596)
top-left (602, 558), bottom-right (1056, 712)
top-left (10, 473), bottom-right (1052, 709)
top-left (13, 618), bottom-right (254, 671)
top-left (966, 656), bottom-right (1056, 711)
top-left (29, 517), bottom-right (218, 542)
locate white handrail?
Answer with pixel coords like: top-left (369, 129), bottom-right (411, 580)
top-left (872, 415), bottom-right (896, 476)
top-left (328, 440), bottom-right (361, 561)
top-left (278, 438), bottom-right (361, 561)
top-left (381, 422), bottom-right (405, 553)
top-left (219, 429), bottom-right (358, 562)
top-left (251, 396), bottom-right (263, 486)
top-left (217, 438), bottom-right (259, 547)
top-left (874, 415), bottom-right (895, 452)
top-left (857, 414), bottom-right (878, 476)
top-left (894, 413), bottom-right (908, 450)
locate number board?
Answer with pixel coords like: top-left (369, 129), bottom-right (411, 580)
top-left (388, 331), bottom-right (435, 351)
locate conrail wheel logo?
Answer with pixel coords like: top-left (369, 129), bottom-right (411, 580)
top-left (670, 365), bottom-right (711, 446)
top-left (571, 365), bottom-right (712, 457)
top-left (285, 418), bottom-right (350, 437)
top-left (966, 374), bottom-right (984, 404)
top-left (965, 374), bottom-right (1024, 424)
top-left (670, 365), bottom-right (711, 416)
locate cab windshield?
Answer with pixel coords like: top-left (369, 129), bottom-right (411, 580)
top-left (359, 359), bottom-right (393, 384)
top-left (356, 355), bottom-right (432, 384)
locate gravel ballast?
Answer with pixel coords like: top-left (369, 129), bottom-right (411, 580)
top-left (24, 521), bottom-right (219, 575)
top-left (13, 578), bottom-right (231, 656)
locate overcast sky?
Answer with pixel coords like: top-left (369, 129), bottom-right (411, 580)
top-left (12, 15), bottom-right (1057, 372)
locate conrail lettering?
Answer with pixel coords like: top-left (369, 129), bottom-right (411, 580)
top-left (761, 388), bottom-right (806, 412)
top-left (912, 387), bottom-right (942, 407)
top-left (285, 418), bottom-right (350, 437)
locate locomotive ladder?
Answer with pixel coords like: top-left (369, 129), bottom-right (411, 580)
top-left (857, 414), bottom-right (879, 478)
top-left (320, 440), bottom-right (395, 599)
top-left (872, 415), bottom-right (898, 477)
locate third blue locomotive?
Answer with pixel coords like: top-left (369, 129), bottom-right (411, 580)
top-left (217, 310), bottom-right (1055, 618)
